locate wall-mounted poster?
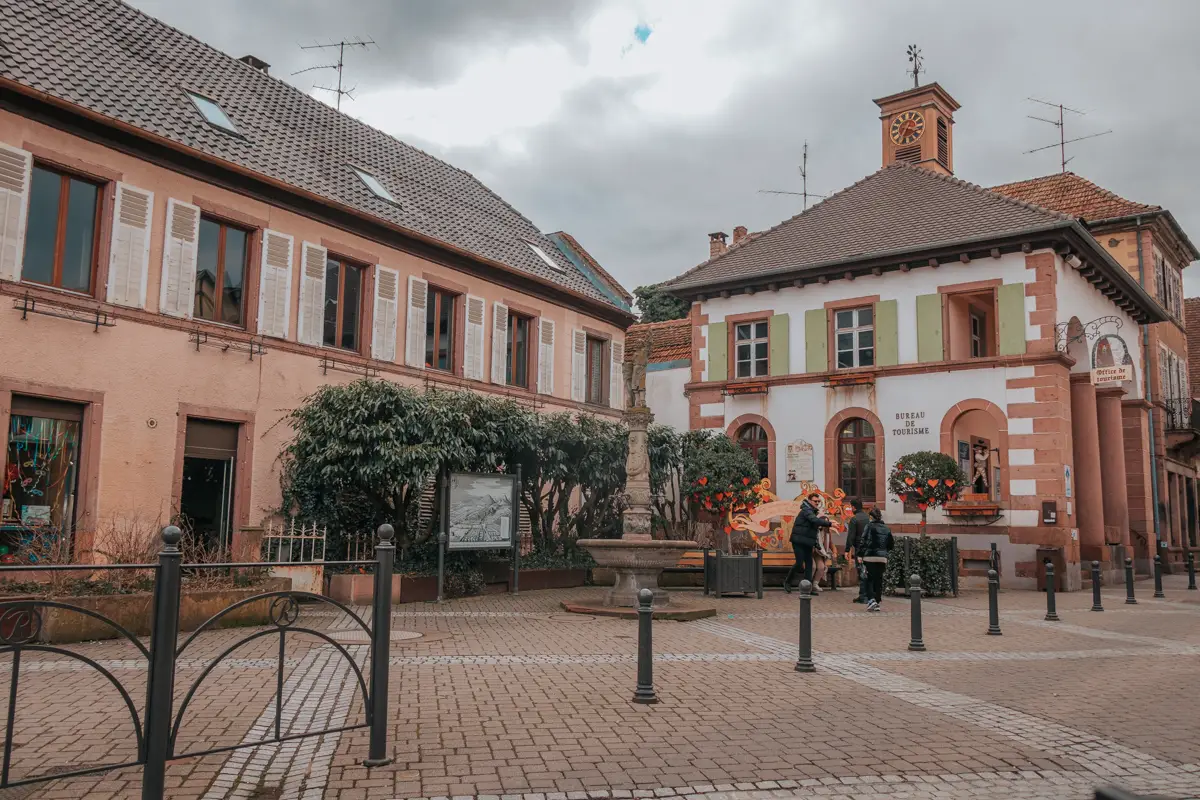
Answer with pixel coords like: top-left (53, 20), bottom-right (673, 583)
top-left (785, 440), bottom-right (814, 482)
top-left (1064, 464), bottom-right (1073, 499)
top-left (447, 473), bottom-right (518, 550)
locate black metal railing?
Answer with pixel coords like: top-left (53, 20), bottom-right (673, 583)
top-left (1162, 396), bottom-right (1196, 431)
top-left (0, 524), bottom-right (396, 797)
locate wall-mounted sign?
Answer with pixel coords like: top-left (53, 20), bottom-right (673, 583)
top-left (1091, 365), bottom-right (1132, 384)
top-left (891, 411), bottom-right (929, 437)
top-left (1041, 500), bottom-right (1057, 525)
top-left (1064, 464), bottom-right (1072, 499)
top-left (785, 440), bottom-right (814, 482)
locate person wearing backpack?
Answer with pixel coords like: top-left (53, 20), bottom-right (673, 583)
top-left (860, 506), bottom-right (894, 612)
top-left (783, 492), bottom-right (832, 593)
top-left (843, 499), bottom-right (870, 604)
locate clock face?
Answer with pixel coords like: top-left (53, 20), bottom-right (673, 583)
top-left (890, 110), bottom-right (925, 145)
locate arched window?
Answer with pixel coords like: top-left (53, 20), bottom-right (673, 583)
top-left (737, 423), bottom-right (770, 481)
top-left (838, 418), bottom-right (876, 502)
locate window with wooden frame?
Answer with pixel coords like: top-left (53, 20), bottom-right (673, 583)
top-left (194, 216), bottom-right (251, 326)
top-left (23, 164), bottom-right (103, 294)
top-left (322, 255), bottom-right (365, 351)
top-left (737, 423), bottom-right (770, 480)
top-left (506, 311), bottom-right (531, 388)
top-left (838, 418), bottom-right (876, 502)
top-left (834, 307), bottom-right (873, 368)
top-left (945, 288), bottom-right (996, 360)
top-left (585, 334), bottom-right (608, 405)
top-left (425, 286), bottom-right (457, 371)
top-left (734, 320), bottom-right (769, 378)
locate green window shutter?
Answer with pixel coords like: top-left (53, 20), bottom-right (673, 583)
top-left (707, 321), bottom-right (727, 381)
top-left (874, 299), bottom-right (898, 367)
top-left (997, 282), bottom-right (1027, 355)
top-left (916, 293), bottom-right (944, 363)
top-left (769, 313), bottom-right (790, 376)
top-left (804, 309), bottom-right (828, 372)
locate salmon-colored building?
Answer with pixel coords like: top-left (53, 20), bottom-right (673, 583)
top-left (0, 0), bottom-right (633, 560)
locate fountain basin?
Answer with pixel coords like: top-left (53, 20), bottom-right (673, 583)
top-left (577, 537), bottom-right (697, 607)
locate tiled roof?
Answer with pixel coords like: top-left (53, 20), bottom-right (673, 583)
top-left (0, 0), bottom-right (626, 312)
top-left (664, 164), bottom-right (1073, 292)
top-left (1186, 297), bottom-right (1200, 395)
top-left (990, 172), bottom-right (1160, 223)
top-left (625, 319), bottom-right (691, 364)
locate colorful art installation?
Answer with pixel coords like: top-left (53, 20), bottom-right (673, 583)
top-left (726, 479), bottom-right (854, 553)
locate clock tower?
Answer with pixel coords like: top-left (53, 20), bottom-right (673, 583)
top-left (873, 82), bottom-right (960, 175)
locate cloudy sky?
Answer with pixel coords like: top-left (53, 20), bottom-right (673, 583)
top-left (130, 0), bottom-right (1200, 296)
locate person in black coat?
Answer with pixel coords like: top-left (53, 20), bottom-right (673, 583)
top-left (860, 507), bottom-right (894, 611)
top-left (843, 499), bottom-right (870, 604)
top-left (783, 492), bottom-right (832, 593)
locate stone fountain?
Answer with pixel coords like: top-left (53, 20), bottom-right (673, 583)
top-left (577, 337), bottom-right (697, 608)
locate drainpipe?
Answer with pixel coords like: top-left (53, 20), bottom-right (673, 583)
top-left (1135, 217), bottom-right (1162, 557)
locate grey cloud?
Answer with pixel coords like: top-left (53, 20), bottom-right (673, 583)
top-left (128, 0), bottom-right (1200, 296)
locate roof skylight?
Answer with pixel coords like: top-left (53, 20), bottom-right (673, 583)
top-left (186, 91), bottom-right (239, 134)
top-left (527, 242), bottom-right (564, 272)
top-left (353, 168), bottom-right (398, 204)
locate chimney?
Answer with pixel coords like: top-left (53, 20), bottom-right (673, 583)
top-left (732, 225), bottom-right (748, 245)
top-left (238, 55), bottom-right (271, 74)
top-left (709, 231), bottom-right (728, 259)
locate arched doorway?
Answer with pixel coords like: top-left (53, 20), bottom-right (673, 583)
top-left (737, 423), bottom-right (770, 481)
top-left (837, 418), bottom-right (877, 504)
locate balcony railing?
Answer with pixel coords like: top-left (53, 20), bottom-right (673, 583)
top-left (1162, 396), bottom-right (1197, 431)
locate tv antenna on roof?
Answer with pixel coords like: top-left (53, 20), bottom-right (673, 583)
top-left (292, 37), bottom-right (376, 111)
top-left (906, 44), bottom-right (924, 88)
top-left (1024, 97), bottom-right (1112, 173)
top-left (758, 140), bottom-right (827, 211)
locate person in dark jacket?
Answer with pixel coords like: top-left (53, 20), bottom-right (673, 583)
top-left (844, 500), bottom-right (870, 604)
top-left (860, 507), bottom-right (894, 611)
top-left (783, 492), bottom-right (832, 593)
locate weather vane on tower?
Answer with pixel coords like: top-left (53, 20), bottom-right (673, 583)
top-left (907, 44), bottom-right (923, 88)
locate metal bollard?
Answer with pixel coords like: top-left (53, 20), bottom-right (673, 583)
top-left (795, 580), bottom-right (815, 673)
top-left (1090, 561), bottom-right (1104, 612)
top-left (908, 574), bottom-right (926, 652)
top-left (1188, 551), bottom-right (1197, 591)
top-left (1124, 557), bottom-right (1137, 605)
top-left (1153, 555), bottom-right (1165, 599)
top-left (1043, 561), bottom-right (1059, 621)
top-left (142, 526), bottom-right (183, 800)
top-left (632, 589), bottom-right (658, 704)
top-left (986, 569), bottom-right (1002, 635)
top-left (364, 524), bottom-right (395, 766)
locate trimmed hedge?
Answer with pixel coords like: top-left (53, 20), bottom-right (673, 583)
top-left (884, 534), bottom-right (954, 597)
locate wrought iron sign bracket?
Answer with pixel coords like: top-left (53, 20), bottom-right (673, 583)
top-left (13, 292), bottom-right (115, 332)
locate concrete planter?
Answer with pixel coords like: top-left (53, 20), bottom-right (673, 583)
top-left (3, 577), bottom-right (292, 645)
top-left (325, 572), bottom-right (402, 605)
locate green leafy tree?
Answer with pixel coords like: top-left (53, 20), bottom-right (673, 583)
top-left (633, 283), bottom-right (689, 323)
top-left (886, 451), bottom-right (967, 527)
top-left (681, 434), bottom-right (761, 545)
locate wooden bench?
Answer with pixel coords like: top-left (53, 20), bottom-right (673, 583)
top-left (667, 549), bottom-right (795, 572)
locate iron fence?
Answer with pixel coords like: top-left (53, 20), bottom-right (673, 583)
top-left (0, 524), bottom-right (396, 798)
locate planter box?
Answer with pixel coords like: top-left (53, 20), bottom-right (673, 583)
top-left (399, 575), bottom-right (438, 603)
top-left (325, 572), bottom-right (402, 605)
top-left (705, 551), bottom-right (762, 597)
top-left (517, 567), bottom-right (587, 591)
top-left (3, 577), bottom-right (292, 645)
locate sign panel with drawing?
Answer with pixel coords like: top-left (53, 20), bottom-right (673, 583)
top-left (785, 440), bottom-right (814, 482)
top-left (447, 473), bottom-right (519, 551)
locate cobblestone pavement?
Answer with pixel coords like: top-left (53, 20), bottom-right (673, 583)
top-left (0, 577), bottom-right (1197, 799)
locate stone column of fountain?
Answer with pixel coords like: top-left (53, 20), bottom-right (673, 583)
top-left (578, 336), bottom-right (697, 607)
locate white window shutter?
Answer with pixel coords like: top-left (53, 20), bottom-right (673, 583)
top-left (257, 229), bottom-right (294, 339)
top-left (571, 329), bottom-right (587, 402)
top-left (106, 182), bottom-right (154, 308)
top-left (491, 302), bottom-right (510, 384)
top-left (464, 294), bottom-right (486, 381)
top-left (159, 198), bottom-right (201, 318)
top-left (372, 266), bottom-right (400, 362)
top-left (405, 276), bottom-right (429, 368)
top-left (610, 339), bottom-right (625, 410)
top-left (538, 318), bottom-right (556, 395)
top-left (296, 241), bottom-right (328, 346)
top-left (0, 144), bottom-right (32, 284)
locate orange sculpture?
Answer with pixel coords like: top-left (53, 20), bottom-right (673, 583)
top-left (727, 479), bottom-right (854, 553)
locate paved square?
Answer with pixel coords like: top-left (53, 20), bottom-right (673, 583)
top-left (1, 577), bottom-right (1198, 799)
